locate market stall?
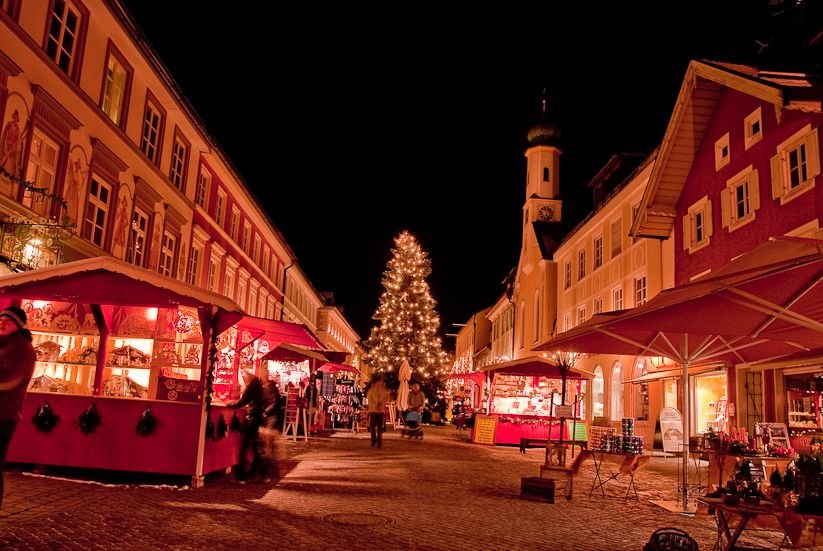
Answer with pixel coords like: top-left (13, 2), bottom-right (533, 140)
top-left (479, 357), bottom-right (591, 446)
top-left (1, 257), bottom-right (319, 486)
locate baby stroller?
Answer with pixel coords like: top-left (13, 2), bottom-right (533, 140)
top-left (401, 410), bottom-right (423, 439)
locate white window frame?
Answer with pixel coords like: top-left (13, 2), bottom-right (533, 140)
top-left (215, 189), bottom-right (227, 226)
top-left (771, 124), bottom-right (820, 205)
top-left (714, 132), bottom-right (730, 171)
top-left (253, 234), bottom-right (262, 265)
top-left (101, 52), bottom-right (127, 126)
top-left (23, 128), bottom-right (59, 216)
top-left (158, 231), bottom-right (176, 277)
top-left (683, 196), bottom-right (713, 253)
top-left (612, 287), bottom-right (624, 311)
top-left (577, 306), bottom-right (586, 325)
top-left (634, 275), bottom-right (647, 306)
top-left (195, 169), bottom-right (209, 208)
top-left (169, 135), bottom-right (187, 190)
top-left (721, 165), bottom-right (759, 232)
top-left (207, 259), bottom-right (218, 291)
top-left (242, 222), bottom-right (251, 254)
top-left (578, 249), bottom-right (586, 280)
top-left (563, 261), bottom-right (572, 289)
top-left (126, 207), bottom-right (149, 266)
top-left (593, 235), bottom-right (603, 270)
top-left (564, 312), bottom-right (572, 332)
top-left (229, 207), bottom-right (240, 242)
top-left (82, 176), bottom-right (111, 248)
top-left (223, 269), bottom-right (235, 300)
top-left (187, 245), bottom-right (201, 286)
top-left (46, 0), bottom-right (81, 75)
top-left (744, 107), bottom-right (762, 150)
top-left (140, 100), bottom-right (162, 164)
top-left (610, 218), bottom-right (622, 259)
top-left (593, 297), bottom-right (603, 315)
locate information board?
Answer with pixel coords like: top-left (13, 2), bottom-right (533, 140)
top-left (755, 422), bottom-right (790, 450)
top-left (659, 407), bottom-right (684, 454)
top-left (472, 414), bottom-right (498, 445)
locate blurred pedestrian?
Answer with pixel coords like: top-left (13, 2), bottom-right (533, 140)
top-left (0, 306), bottom-right (35, 509)
top-left (366, 374), bottom-right (390, 448)
top-left (226, 370), bottom-right (269, 483)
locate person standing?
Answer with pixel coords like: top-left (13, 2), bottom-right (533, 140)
top-left (226, 370), bottom-right (268, 483)
top-left (408, 382), bottom-right (426, 414)
top-left (366, 374), bottom-right (390, 448)
top-left (0, 306), bottom-right (36, 509)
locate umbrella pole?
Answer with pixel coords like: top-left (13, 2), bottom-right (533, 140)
top-left (681, 359), bottom-right (690, 510)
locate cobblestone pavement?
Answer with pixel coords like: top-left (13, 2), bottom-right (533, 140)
top-left (0, 424), bottom-right (818, 550)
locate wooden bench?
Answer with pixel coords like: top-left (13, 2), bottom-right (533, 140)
top-left (520, 437), bottom-right (588, 455)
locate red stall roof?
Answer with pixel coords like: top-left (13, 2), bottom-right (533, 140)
top-left (235, 315), bottom-right (324, 350)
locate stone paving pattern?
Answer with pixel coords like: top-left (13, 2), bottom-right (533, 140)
top-left (0, 424), bottom-right (818, 550)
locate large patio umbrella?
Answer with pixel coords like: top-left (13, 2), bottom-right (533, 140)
top-left (396, 360), bottom-right (411, 414)
top-left (535, 236), bottom-right (823, 511)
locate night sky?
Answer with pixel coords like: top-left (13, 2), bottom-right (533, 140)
top-left (120, 1), bottom-right (781, 343)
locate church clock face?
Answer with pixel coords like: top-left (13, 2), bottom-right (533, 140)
top-left (538, 205), bottom-right (555, 221)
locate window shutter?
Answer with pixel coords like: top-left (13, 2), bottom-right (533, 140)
top-left (705, 201), bottom-right (713, 237)
top-left (682, 215), bottom-right (690, 250)
top-left (806, 128), bottom-right (820, 179)
top-left (720, 189), bottom-right (730, 228)
top-left (770, 154), bottom-right (783, 199)
top-left (751, 169), bottom-right (761, 211)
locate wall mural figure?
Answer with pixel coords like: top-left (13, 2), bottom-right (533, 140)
top-left (110, 186), bottom-right (133, 260)
top-left (149, 216), bottom-right (163, 269)
top-left (64, 146), bottom-right (89, 227)
top-left (0, 96), bottom-right (30, 197)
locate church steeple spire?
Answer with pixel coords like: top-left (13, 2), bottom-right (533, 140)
top-left (527, 87), bottom-right (560, 147)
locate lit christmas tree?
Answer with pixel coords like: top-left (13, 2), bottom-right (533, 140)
top-left (362, 231), bottom-right (450, 392)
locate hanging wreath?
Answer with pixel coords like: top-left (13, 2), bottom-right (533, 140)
top-left (230, 412), bottom-right (243, 433)
top-left (135, 407), bottom-right (157, 437)
top-left (32, 401), bottom-right (59, 433)
top-left (205, 415), bottom-right (215, 439)
top-left (215, 414), bottom-right (228, 440)
top-left (75, 403), bottom-right (101, 435)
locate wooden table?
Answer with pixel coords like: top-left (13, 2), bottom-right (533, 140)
top-left (582, 450), bottom-right (650, 500)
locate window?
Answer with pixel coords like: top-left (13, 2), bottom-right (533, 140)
top-left (518, 301), bottom-right (525, 348)
top-left (532, 291), bottom-right (541, 342)
top-left (563, 261), bottom-right (572, 289)
top-left (593, 236), bottom-right (603, 270)
top-left (169, 132), bottom-right (189, 191)
top-left (253, 234), bottom-right (261, 265)
top-left (577, 306), bottom-right (586, 325)
top-left (592, 366), bottom-right (604, 418)
top-left (631, 203), bottom-right (641, 243)
top-left (610, 362), bottom-right (624, 421)
top-left (158, 231), bottom-right (176, 277)
top-left (23, 129), bottom-right (58, 218)
top-left (262, 247), bottom-right (270, 278)
top-left (187, 246), bottom-right (201, 285)
top-left (223, 270), bottom-right (235, 299)
top-left (721, 166), bottom-right (759, 231)
top-left (140, 97), bottom-right (163, 165)
top-left (610, 219), bottom-right (622, 258)
top-left (744, 107), bottom-right (762, 150)
top-left (248, 287), bottom-right (258, 316)
top-left (714, 132), bottom-right (730, 171)
top-left (82, 176), bottom-right (111, 248)
top-left (612, 287), bottom-right (623, 311)
top-left (195, 168), bottom-right (209, 208)
top-left (242, 223), bottom-right (251, 254)
top-left (214, 189), bottom-right (226, 226)
top-left (100, 47), bottom-right (129, 127)
top-left (578, 249), bottom-right (586, 280)
top-left (542, 167), bottom-right (550, 182)
top-left (593, 297), bottom-right (603, 315)
top-left (634, 275), bottom-right (647, 306)
top-left (207, 259), bottom-right (218, 291)
top-left (237, 280), bottom-right (247, 311)
top-left (126, 207), bottom-right (148, 266)
top-left (771, 124), bottom-right (820, 204)
top-left (229, 208), bottom-right (240, 241)
top-left (45, 0), bottom-right (83, 77)
top-left (683, 196), bottom-right (713, 252)
top-left (564, 312), bottom-right (572, 332)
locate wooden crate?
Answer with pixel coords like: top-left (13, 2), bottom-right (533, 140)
top-left (521, 476), bottom-right (555, 503)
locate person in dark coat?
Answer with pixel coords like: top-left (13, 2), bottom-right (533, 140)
top-left (0, 306), bottom-right (36, 508)
top-left (226, 370), bottom-right (268, 483)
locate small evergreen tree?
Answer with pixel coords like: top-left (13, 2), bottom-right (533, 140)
top-left (362, 231), bottom-right (450, 393)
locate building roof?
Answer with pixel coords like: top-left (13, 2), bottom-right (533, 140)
top-left (631, 59), bottom-right (823, 239)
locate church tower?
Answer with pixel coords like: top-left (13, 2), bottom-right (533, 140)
top-left (523, 90), bottom-right (562, 226)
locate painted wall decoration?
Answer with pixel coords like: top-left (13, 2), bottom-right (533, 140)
top-left (0, 93), bottom-right (31, 196)
top-left (64, 146), bottom-right (90, 227)
top-left (110, 185), bottom-right (133, 259)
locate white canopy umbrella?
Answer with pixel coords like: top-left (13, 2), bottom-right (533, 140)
top-left (396, 359), bottom-right (411, 413)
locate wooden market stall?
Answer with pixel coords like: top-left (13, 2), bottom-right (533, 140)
top-left (479, 357), bottom-right (592, 447)
top-left (1, 257), bottom-right (320, 486)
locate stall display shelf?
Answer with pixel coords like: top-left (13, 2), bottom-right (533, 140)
top-left (31, 331), bottom-right (99, 394)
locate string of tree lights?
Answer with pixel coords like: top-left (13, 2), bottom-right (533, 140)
top-left (361, 231), bottom-right (451, 393)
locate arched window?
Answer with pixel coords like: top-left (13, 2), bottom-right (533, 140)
top-left (543, 166), bottom-right (550, 182)
top-left (610, 361), bottom-right (624, 421)
top-left (533, 290), bottom-right (541, 342)
top-left (592, 365), bottom-right (604, 417)
top-left (633, 359), bottom-right (649, 421)
top-left (518, 301), bottom-right (525, 349)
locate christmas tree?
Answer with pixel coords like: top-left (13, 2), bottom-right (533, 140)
top-left (362, 231), bottom-right (450, 392)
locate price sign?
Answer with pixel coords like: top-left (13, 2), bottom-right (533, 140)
top-left (472, 414), bottom-right (498, 445)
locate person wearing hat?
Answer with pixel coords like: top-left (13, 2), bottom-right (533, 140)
top-left (0, 305), bottom-right (35, 509)
top-left (225, 369), bottom-right (269, 483)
